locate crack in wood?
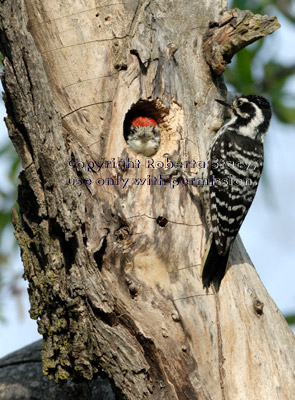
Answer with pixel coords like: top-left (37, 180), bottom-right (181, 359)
top-left (63, 73), bottom-right (119, 89)
top-left (61, 101), bottom-right (113, 119)
top-left (28, 3), bottom-right (131, 27)
top-left (172, 293), bottom-right (214, 301)
top-left (127, 213), bottom-right (202, 227)
top-left (214, 289), bottom-right (226, 400)
top-left (41, 35), bottom-right (129, 55)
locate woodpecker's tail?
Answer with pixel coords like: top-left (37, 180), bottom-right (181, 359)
top-left (201, 234), bottom-right (229, 291)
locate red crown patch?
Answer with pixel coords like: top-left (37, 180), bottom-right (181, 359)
top-left (131, 116), bottom-right (157, 128)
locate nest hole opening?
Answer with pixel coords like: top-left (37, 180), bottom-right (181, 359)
top-left (123, 100), bottom-right (168, 157)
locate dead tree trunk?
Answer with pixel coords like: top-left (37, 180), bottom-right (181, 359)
top-left (1, 0), bottom-right (294, 399)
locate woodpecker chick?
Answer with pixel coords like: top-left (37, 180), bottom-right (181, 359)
top-left (127, 116), bottom-right (160, 157)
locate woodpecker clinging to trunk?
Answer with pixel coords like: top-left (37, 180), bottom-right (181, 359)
top-left (126, 116), bottom-right (161, 157)
top-left (200, 95), bottom-right (271, 290)
top-left (167, 95), bottom-right (272, 290)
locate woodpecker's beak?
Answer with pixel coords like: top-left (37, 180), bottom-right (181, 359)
top-left (215, 99), bottom-right (231, 107)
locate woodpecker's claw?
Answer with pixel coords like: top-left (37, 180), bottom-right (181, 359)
top-left (162, 153), bottom-right (184, 180)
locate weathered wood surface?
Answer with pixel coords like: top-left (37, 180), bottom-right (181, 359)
top-left (0, 0), bottom-right (294, 399)
top-left (203, 8), bottom-right (280, 75)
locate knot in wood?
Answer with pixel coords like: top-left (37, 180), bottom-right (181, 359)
top-left (253, 299), bottom-right (264, 316)
top-left (156, 216), bottom-right (168, 227)
top-left (115, 225), bottom-right (131, 241)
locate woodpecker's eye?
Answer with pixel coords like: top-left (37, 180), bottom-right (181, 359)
top-left (125, 116), bottom-right (161, 157)
top-left (237, 99), bottom-right (243, 107)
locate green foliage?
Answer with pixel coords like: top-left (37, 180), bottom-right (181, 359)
top-left (231, 0), bottom-right (294, 22)
top-left (0, 3), bottom-right (294, 323)
top-left (285, 315), bottom-right (295, 326)
top-left (227, 0), bottom-right (295, 326)
top-left (227, 0), bottom-right (295, 125)
top-left (0, 140), bottom-right (21, 260)
top-left (0, 55), bottom-right (22, 318)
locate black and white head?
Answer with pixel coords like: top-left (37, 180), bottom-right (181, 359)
top-left (216, 95), bottom-right (272, 142)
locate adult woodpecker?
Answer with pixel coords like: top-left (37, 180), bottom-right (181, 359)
top-left (126, 116), bottom-right (161, 157)
top-left (200, 95), bottom-right (271, 290)
top-left (166, 95), bottom-right (272, 290)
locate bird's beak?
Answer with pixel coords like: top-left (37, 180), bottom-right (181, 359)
top-left (215, 99), bottom-right (231, 107)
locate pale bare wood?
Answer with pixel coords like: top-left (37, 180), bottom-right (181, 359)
top-left (0, 0), bottom-right (294, 399)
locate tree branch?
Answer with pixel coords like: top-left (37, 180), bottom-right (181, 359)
top-left (203, 8), bottom-right (280, 75)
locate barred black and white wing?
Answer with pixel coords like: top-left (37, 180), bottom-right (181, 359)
top-left (201, 128), bottom-right (264, 290)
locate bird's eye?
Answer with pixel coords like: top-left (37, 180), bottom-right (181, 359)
top-left (237, 99), bottom-right (243, 106)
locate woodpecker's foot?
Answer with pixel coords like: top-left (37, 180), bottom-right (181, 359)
top-left (163, 153), bottom-right (197, 182)
top-left (162, 153), bottom-right (185, 181)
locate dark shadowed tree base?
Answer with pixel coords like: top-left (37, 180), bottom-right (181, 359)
top-left (0, 341), bottom-right (116, 400)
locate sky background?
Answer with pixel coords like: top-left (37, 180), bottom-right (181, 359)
top-left (0, 6), bottom-right (294, 358)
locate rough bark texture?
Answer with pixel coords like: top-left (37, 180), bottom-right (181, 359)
top-left (203, 8), bottom-right (280, 75)
top-left (0, 0), bottom-right (294, 399)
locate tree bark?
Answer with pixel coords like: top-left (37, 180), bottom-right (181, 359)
top-left (0, 0), bottom-right (294, 399)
